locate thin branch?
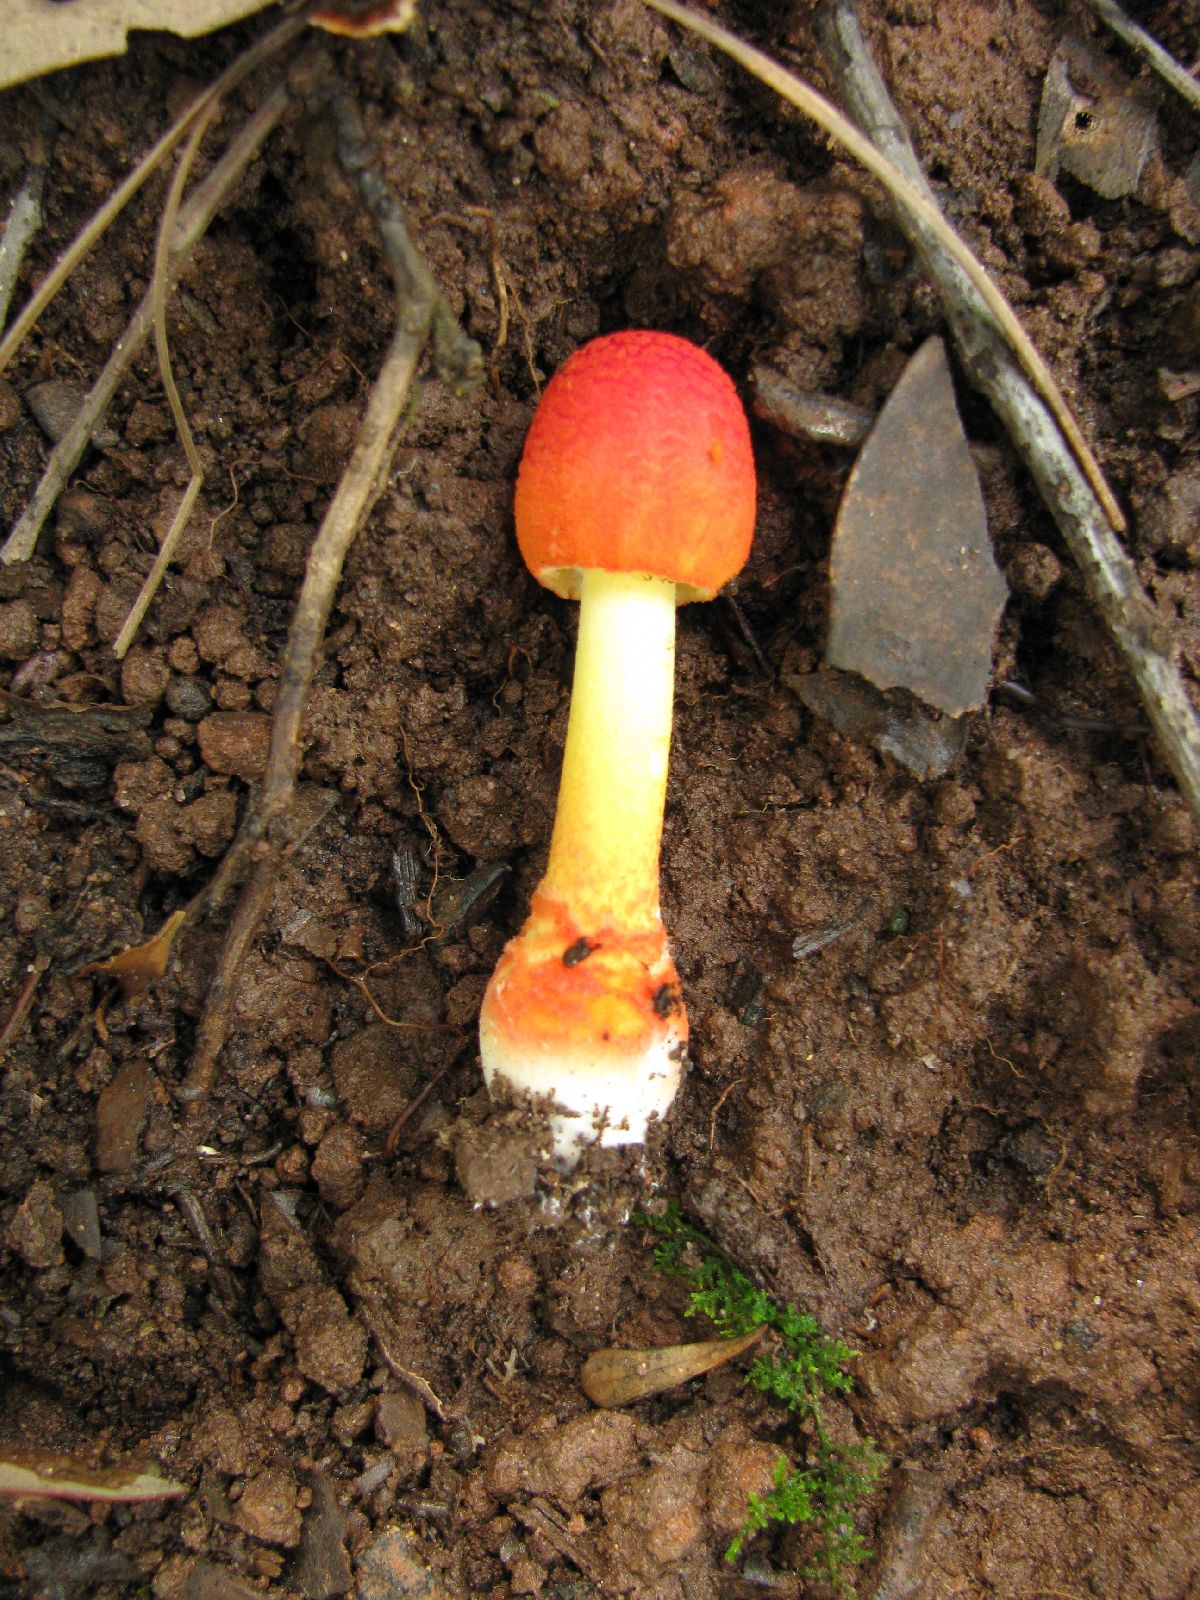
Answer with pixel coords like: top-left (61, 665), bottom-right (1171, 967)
top-left (0, 953), bottom-right (49, 1060)
top-left (112, 105), bottom-right (218, 659)
top-left (0, 8), bottom-right (306, 379)
top-left (1, 81), bottom-right (290, 565)
top-left (641, 0), bottom-right (1126, 534)
top-left (813, 0), bottom-right (1200, 818)
top-left (179, 321), bottom-right (429, 1109)
top-left (1080, 0), bottom-right (1200, 116)
top-left (180, 77), bottom-right (481, 1109)
top-left (182, 850), bottom-right (277, 1107)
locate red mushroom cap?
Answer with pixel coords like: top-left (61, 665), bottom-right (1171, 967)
top-left (515, 330), bottom-right (756, 602)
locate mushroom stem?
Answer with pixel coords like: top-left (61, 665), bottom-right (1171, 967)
top-left (541, 568), bottom-right (676, 933)
top-left (480, 328), bottom-right (756, 1167)
top-left (478, 565), bottom-right (685, 1163)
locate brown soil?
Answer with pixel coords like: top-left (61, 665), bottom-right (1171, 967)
top-left (1, 3), bottom-right (1198, 1598)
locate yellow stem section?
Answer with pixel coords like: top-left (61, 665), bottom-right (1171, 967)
top-left (540, 568), bottom-right (676, 934)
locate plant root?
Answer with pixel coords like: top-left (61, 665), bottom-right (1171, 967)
top-left (111, 101), bottom-right (220, 659)
top-left (179, 69), bottom-right (481, 1112)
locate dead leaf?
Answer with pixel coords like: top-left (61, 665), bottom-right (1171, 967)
top-left (825, 337), bottom-right (1006, 718)
top-left (3, 1), bottom-right (278, 92)
top-left (581, 1325), bottom-right (765, 1408)
top-left (0, 1448), bottom-right (186, 1503)
top-left (309, 0), bottom-right (417, 36)
top-left (83, 909), bottom-right (186, 998)
top-left (1036, 37), bottom-right (1159, 200)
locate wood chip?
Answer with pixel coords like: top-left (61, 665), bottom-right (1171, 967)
top-left (0, 1448), bottom-right (185, 1503)
top-left (826, 337), bottom-right (1006, 717)
top-left (581, 1325), bottom-right (764, 1407)
top-left (1036, 37), bottom-right (1159, 200)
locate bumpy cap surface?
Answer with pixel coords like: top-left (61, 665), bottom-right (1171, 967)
top-left (515, 330), bottom-right (756, 602)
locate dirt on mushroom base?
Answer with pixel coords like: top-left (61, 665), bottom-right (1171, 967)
top-left (0, 2), bottom-right (1198, 1598)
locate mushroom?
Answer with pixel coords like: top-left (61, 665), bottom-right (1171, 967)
top-left (479, 329), bottom-right (756, 1163)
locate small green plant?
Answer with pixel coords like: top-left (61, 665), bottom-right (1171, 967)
top-left (636, 1202), bottom-right (883, 1592)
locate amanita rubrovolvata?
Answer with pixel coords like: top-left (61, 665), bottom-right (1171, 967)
top-left (479, 329), bottom-right (756, 1163)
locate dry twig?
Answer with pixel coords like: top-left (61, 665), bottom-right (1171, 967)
top-left (0, 953), bottom-right (49, 1060)
top-left (814, 0), bottom-right (1200, 818)
top-left (1080, 0), bottom-right (1200, 117)
top-left (180, 71), bottom-right (481, 1109)
top-left (1, 80), bottom-right (291, 564)
top-left (356, 1283), bottom-right (453, 1424)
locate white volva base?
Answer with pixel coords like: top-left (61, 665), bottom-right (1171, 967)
top-left (479, 1012), bottom-right (684, 1167)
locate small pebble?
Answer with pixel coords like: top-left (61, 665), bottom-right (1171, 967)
top-left (25, 379), bottom-right (119, 449)
top-left (56, 489), bottom-right (111, 541)
top-left (231, 1466), bottom-right (303, 1548)
top-left (165, 676), bottom-right (213, 722)
top-left (61, 1189), bottom-right (103, 1262)
top-left (8, 1180), bottom-right (64, 1269)
top-left (197, 711), bottom-right (271, 781)
top-left (121, 647), bottom-right (171, 708)
top-left (292, 1285), bottom-right (368, 1394)
top-left (312, 1124), bottom-right (365, 1211)
top-left (168, 636), bottom-right (200, 674)
top-left (13, 894), bottom-right (49, 934)
top-left (356, 1529), bottom-right (452, 1600)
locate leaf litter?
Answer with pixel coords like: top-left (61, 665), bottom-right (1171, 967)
top-left (1036, 35), bottom-right (1160, 200)
top-left (825, 336), bottom-right (1006, 720)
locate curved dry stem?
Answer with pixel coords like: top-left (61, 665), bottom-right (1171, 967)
top-left (1, 81), bottom-right (289, 565)
top-left (642, 0), bottom-right (1126, 535)
top-left (111, 104), bottom-right (217, 659)
top-left (0, 8), bottom-right (306, 379)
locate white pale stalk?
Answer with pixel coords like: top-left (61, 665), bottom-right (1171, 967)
top-left (541, 567), bottom-right (677, 931)
top-left (479, 565), bottom-right (685, 1164)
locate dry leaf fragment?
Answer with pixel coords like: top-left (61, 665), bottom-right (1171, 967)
top-left (2, 1), bottom-right (278, 92)
top-left (826, 337), bottom-right (1006, 718)
top-left (309, 0), bottom-right (417, 36)
top-left (1036, 37), bottom-right (1159, 200)
top-left (788, 667), bottom-right (969, 782)
top-left (581, 1325), bottom-right (764, 1408)
top-left (83, 909), bottom-right (186, 998)
top-left (0, 1448), bottom-right (186, 1503)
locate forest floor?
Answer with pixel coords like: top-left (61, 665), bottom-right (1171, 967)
top-left (0, 2), bottom-right (1198, 1597)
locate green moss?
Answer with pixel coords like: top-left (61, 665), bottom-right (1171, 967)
top-left (636, 1201), bottom-right (883, 1593)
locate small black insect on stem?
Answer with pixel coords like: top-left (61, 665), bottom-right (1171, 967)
top-left (562, 937), bottom-right (595, 967)
top-left (652, 982), bottom-right (682, 1017)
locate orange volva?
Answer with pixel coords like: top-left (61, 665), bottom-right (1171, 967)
top-left (479, 330), bottom-right (756, 1163)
